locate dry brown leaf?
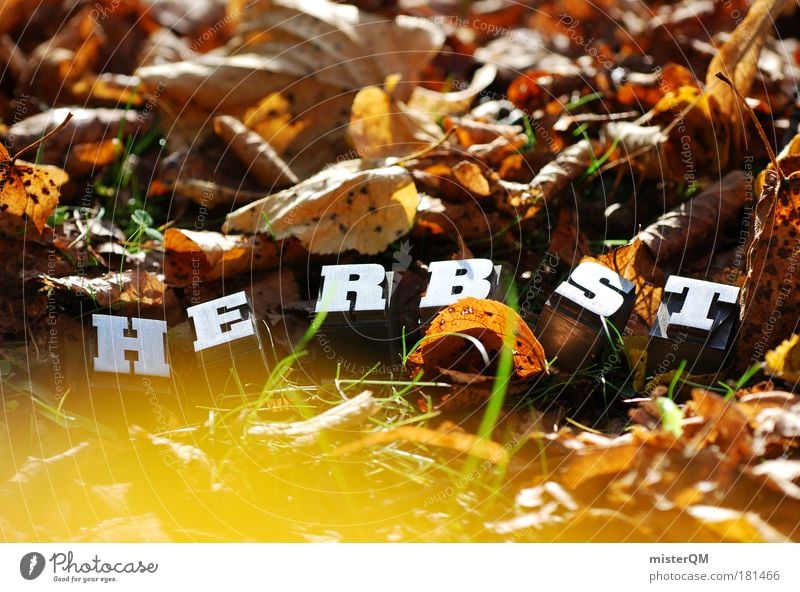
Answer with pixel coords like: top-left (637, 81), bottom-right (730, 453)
top-left (163, 228), bottom-right (279, 287)
top-left (407, 64), bottom-right (497, 118)
top-left (5, 108), bottom-right (152, 164)
top-left (641, 0), bottom-right (791, 178)
top-left (333, 425), bottom-right (508, 465)
top-left (222, 160), bottom-right (419, 255)
top-left (764, 334), bottom-right (800, 384)
top-left (451, 161), bottom-right (491, 197)
top-left (213, 115), bottom-right (298, 188)
top-left (688, 389), bottom-right (752, 458)
top-left (0, 145), bottom-right (67, 237)
top-left (546, 208), bottom-right (591, 269)
top-left (248, 391), bottom-right (376, 446)
top-left (502, 139), bottom-right (596, 219)
top-left (602, 121), bottom-right (671, 181)
top-left (639, 171), bottom-right (747, 266)
top-left (349, 80), bottom-right (442, 160)
top-left (616, 63), bottom-right (697, 110)
top-left (416, 195), bottom-right (508, 243)
top-left (41, 270), bottom-right (166, 308)
top-left (736, 134), bottom-right (800, 369)
top-left (704, 0), bottom-right (794, 160)
top-left (136, 0), bottom-right (444, 173)
top-left (65, 139), bottom-right (123, 177)
top-left (26, 0), bottom-right (156, 105)
top-left (140, 0), bottom-right (230, 51)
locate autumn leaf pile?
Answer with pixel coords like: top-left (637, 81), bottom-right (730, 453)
top-left (0, 0), bottom-right (799, 542)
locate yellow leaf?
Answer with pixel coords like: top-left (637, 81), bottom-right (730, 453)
top-left (765, 334), bottom-right (800, 383)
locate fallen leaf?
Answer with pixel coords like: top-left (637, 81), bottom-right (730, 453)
top-left (736, 134), bottom-right (800, 369)
top-left (26, 0), bottom-right (156, 105)
top-left (560, 440), bottom-right (639, 489)
top-left (136, 0), bottom-right (444, 172)
top-left (41, 270), bottom-right (166, 308)
top-left (349, 78), bottom-right (442, 160)
top-left (222, 160), bottom-right (419, 255)
top-left (502, 139), bottom-right (596, 219)
top-left (248, 390), bottom-right (376, 447)
top-left (0, 144), bottom-right (68, 237)
top-left (639, 171), bottom-right (748, 266)
top-left (703, 0), bottom-right (794, 162)
top-left (687, 389), bottom-right (752, 458)
top-left (407, 297), bottom-right (548, 380)
top-left (213, 115), bottom-right (298, 188)
top-left (4, 108), bottom-right (152, 170)
top-left (451, 161), bottom-right (491, 197)
top-left (764, 334), bottom-right (800, 384)
top-left (407, 64), bottom-right (497, 118)
top-left (546, 207), bottom-right (591, 269)
top-left (140, 0), bottom-right (229, 51)
top-left (163, 228), bottom-right (279, 287)
top-left (333, 425), bottom-right (508, 465)
top-left (641, 0), bottom-right (792, 179)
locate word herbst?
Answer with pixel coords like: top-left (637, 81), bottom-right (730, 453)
top-left (86, 256), bottom-right (740, 381)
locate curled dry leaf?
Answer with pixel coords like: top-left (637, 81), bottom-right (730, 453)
top-left (749, 400), bottom-right (800, 457)
top-left (213, 115), bottom-right (298, 188)
top-left (407, 297), bottom-right (548, 380)
top-left (702, 0), bottom-right (794, 161)
top-left (163, 228), bottom-right (279, 287)
top-left (223, 160), bottom-right (419, 255)
top-left (451, 161), bottom-right (491, 197)
top-left (333, 425), bottom-right (509, 465)
top-left (349, 79), bottom-right (442, 160)
top-left (502, 139), bottom-right (596, 219)
top-left (0, 145), bottom-right (68, 237)
top-left (247, 390), bottom-right (377, 447)
top-left (764, 334), bottom-right (800, 384)
top-left (407, 64), bottom-right (497, 118)
top-left (41, 270), bottom-right (166, 308)
top-left (641, 0), bottom-right (791, 179)
top-left (736, 134), bottom-right (800, 370)
top-left (638, 171), bottom-right (747, 266)
top-left (140, 0), bottom-right (230, 51)
top-left (4, 108), bottom-right (152, 166)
